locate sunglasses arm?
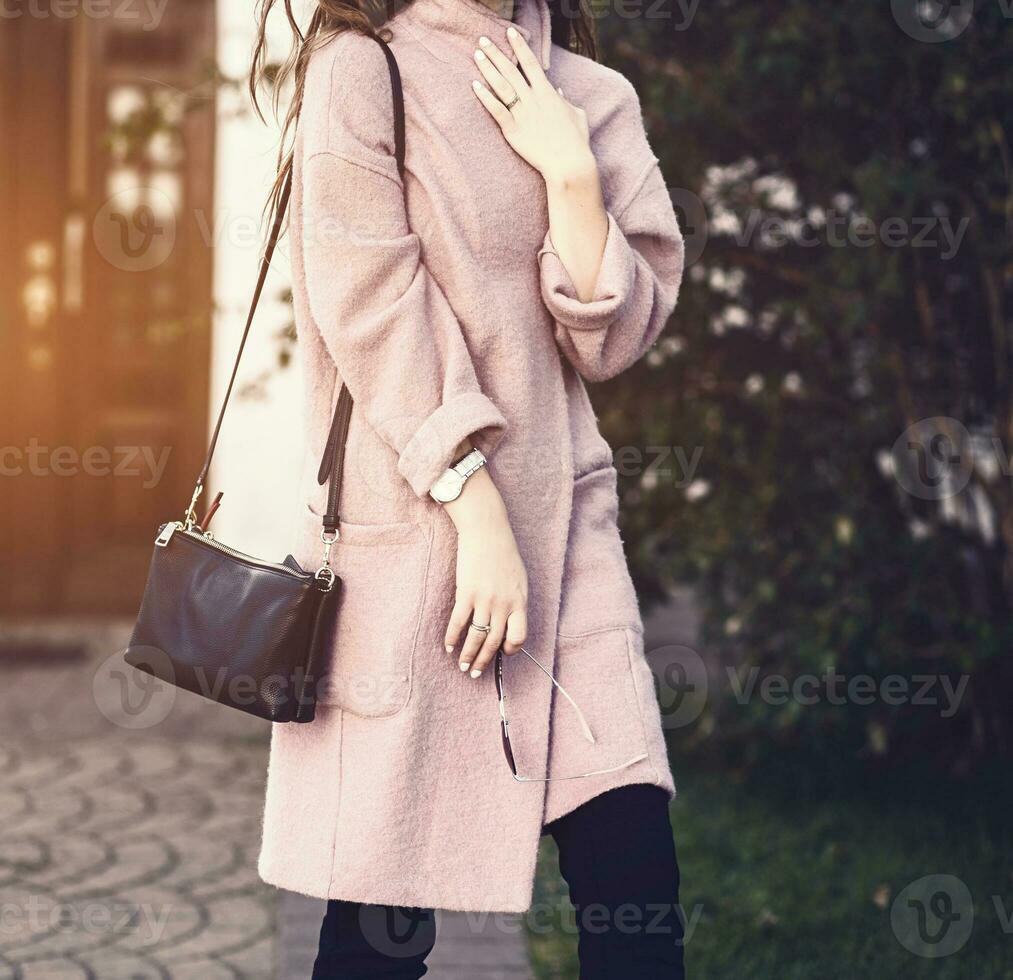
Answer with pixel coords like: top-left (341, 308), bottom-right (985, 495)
top-left (517, 647), bottom-right (596, 744)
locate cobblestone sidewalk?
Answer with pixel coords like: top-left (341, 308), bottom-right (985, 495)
top-left (0, 620), bottom-right (532, 979)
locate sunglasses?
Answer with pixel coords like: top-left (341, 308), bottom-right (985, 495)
top-left (495, 646), bottom-right (648, 782)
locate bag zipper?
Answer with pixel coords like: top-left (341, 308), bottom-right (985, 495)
top-left (155, 522), bottom-right (307, 578)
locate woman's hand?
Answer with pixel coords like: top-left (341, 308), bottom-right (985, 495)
top-left (472, 28), bottom-right (595, 185)
top-left (442, 466), bottom-right (528, 678)
top-left (472, 28), bottom-right (610, 301)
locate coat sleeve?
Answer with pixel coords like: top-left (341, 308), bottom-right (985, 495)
top-left (299, 35), bottom-right (507, 498)
top-left (536, 83), bottom-right (684, 383)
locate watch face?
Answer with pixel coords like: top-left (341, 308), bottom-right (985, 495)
top-left (431, 470), bottom-right (464, 502)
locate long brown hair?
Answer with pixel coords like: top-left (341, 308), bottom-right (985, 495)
top-left (249, 0), bottom-right (597, 239)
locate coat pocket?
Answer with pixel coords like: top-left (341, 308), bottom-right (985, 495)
top-left (548, 626), bottom-right (652, 777)
top-left (557, 466), bottom-right (641, 637)
top-left (296, 504), bottom-right (432, 718)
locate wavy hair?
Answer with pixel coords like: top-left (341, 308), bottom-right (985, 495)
top-left (249, 0), bottom-right (597, 238)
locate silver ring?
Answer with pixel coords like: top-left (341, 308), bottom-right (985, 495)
top-left (503, 94), bottom-right (519, 110)
top-left (469, 621), bottom-right (491, 633)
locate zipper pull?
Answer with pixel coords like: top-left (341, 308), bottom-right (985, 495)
top-left (155, 522), bottom-right (181, 547)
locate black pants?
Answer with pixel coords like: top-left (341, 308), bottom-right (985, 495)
top-left (312, 783), bottom-right (685, 979)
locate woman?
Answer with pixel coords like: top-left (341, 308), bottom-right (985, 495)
top-left (252, 0), bottom-right (686, 975)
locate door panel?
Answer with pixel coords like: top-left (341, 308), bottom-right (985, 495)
top-left (0, 1), bottom-right (215, 614)
top-left (0, 9), bottom-right (72, 612)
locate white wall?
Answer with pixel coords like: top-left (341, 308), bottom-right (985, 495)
top-left (208, 0), bottom-right (305, 558)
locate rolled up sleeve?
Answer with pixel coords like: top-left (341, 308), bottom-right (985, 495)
top-left (396, 391), bottom-right (507, 498)
top-left (538, 157), bottom-right (684, 383)
top-left (538, 212), bottom-right (637, 332)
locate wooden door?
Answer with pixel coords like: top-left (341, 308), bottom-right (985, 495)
top-left (0, 0), bottom-right (216, 614)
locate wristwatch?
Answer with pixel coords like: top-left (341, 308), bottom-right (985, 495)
top-left (429, 448), bottom-right (487, 503)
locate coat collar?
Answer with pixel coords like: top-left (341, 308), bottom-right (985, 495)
top-left (398, 0), bottom-right (553, 71)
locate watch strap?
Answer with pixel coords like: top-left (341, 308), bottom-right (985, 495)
top-left (452, 448), bottom-right (487, 480)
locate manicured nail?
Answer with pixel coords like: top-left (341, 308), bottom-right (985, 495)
top-left (475, 49), bottom-right (486, 61)
top-left (472, 80), bottom-right (481, 91)
top-left (507, 26), bottom-right (518, 38)
top-left (470, 668), bottom-right (482, 678)
top-left (479, 35), bottom-right (490, 46)
top-left (446, 644), bottom-right (454, 653)
top-left (460, 661), bottom-right (471, 672)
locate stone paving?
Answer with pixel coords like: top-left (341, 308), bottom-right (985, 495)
top-left (0, 619), bottom-right (533, 979)
top-left (0, 595), bottom-right (697, 978)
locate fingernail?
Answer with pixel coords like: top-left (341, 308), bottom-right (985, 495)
top-left (472, 80), bottom-right (481, 91)
top-left (446, 644), bottom-right (454, 653)
top-left (479, 35), bottom-right (490, 46)
top-left (460, 662), bottom-right (471, 672)
top-left (507, 26), bottom-right (518, 38)
top-left (470, 669), bottom-right (482, 678)
top-left (475, 49), bottom-right (486, 61)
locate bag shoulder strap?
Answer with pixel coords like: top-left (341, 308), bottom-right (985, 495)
top-left (317, 34), bottom-right (405, 535)
top-left (186, 32), bottom-right (406, 537)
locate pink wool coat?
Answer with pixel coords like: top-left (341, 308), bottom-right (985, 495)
top-left (258, 0), bottom-right (684, 913)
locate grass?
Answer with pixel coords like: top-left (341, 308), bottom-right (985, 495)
top-left (527, 749), bottom-right (1012, 979)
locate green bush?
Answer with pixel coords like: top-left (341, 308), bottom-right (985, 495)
top-left (597, 0), bottom-right (1013, 766)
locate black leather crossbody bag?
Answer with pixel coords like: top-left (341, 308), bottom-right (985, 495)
top-left (126, 34), bottom-right (406, 724)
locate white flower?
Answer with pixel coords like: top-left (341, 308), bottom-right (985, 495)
top-left (685, 479), bottom-right (711, 502)
top-left (782, 372), bottom-right (802, 395)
